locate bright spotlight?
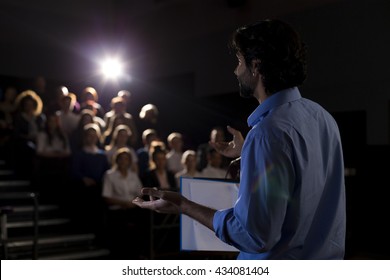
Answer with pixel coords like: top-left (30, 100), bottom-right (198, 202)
top-left (100, 58), bottom-right (123, 80)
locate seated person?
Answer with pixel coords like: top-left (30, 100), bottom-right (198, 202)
top-left (166, 132), bottom-right (184, 175)
top-left (174, 149), bottom-right (201, 187)
top-left (141, 141), bottom-right (177, 191)
top-left (102, 147), bottom-right (147, 259)
top-left (199, 148), bottom-right (231, 179)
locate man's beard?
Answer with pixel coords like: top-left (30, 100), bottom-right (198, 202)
top-left (238, 76), bottom-right (255, 98)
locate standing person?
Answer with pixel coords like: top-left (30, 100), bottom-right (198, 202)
top-left (133, 19), bottom-right (346, 260)
top-left (165, 132), bottom-right (184, 175)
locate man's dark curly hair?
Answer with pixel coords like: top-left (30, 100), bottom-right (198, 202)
top-left (229, 19), bottom-right (307, 95)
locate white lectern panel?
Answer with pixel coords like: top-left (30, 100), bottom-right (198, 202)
top-left (180, 177), bottom-right (239, 252)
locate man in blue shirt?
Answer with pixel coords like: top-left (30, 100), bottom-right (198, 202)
top-left (133, 19), bottom-right (346, 259)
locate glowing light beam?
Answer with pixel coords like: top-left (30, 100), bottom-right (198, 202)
top-left (100, 58), bottom-right (123, 80)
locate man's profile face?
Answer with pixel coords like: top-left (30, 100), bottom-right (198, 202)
top-left (235, 53), bottom-right (256, 98)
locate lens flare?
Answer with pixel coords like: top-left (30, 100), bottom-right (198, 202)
top-left (100, 58), bottom-right (123, 79)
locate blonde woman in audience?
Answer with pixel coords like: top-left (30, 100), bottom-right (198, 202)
top-left (12, 90), bottom-right (46, 177)
top-left (174, 149), bottom-right (201, 187)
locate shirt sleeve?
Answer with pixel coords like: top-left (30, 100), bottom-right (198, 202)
top-left (213, 132), bottom-right (294, 253)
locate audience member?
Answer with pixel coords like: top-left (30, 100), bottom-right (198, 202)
top-left (141, 141), bottom-right (177, 191)
top-left (174, 150), bottom-right (201, 187)
top-left (166, 132), bottom-right (184, 174)
top-left (69, 109), bottom-right (101, 152)
top-left (136, 128), bottom-right (159, 177)
top-left (104, 96), bottom-right (139, 146)
top-left (45, 85), bottom-right (68, 115)
top-left (196, 126), bottom-right (228, 171)
top-left (199, 148), bottom-right (231, 179)
top-left (105, 124), bottom-right (138, 174)
top-left (102, 147), bottom-right (148, 259)
top-left (79, 86), bottom-right (105, 119)
top-left (12, 90), bottom-right (46, 178)
top-left (35, 113), bottom-right (71, 203)
top-left (137, 103), bottom-right (160, 139)
top-left (56, 92), bottom-right (80, 138)
top-left (101, 113), bottom-right (133, 147)
top-left (117, 90), bottom-right (133, 113)
top-left (70, 123), bottom-right (109, 234)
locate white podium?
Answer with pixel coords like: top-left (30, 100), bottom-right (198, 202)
top-left (180, 177), bottom-right (239, 252)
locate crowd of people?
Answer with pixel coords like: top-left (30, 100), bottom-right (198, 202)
top-left (0, 78), bottom-right (236, 259)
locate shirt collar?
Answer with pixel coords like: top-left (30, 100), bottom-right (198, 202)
top-left (247, 87), bottom-right (302, 127)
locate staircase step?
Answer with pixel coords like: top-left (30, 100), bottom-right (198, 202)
top-left (0, 170), bottom-right (14, 176)
top-left (12, 204), bottom-right (59, 213)
top-left (0, 180), bottom-right (30, 188)
top-left (6, 233), bottom-right (96, 248)
top-left (0, 181), bottom-right (31, 193)
top-left (38, 248), bottom-right (111, 260)
top-left (7, 218), bottom-right (70, 228)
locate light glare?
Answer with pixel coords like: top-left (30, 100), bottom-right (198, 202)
top-left (101, 58), bottom-right (123, 79)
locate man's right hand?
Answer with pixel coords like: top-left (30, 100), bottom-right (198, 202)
top-left (132, 188), bottom-right (186, 214)
top-left (209, 126), bottom-right (244, 158)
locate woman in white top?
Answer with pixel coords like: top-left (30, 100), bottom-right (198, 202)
top-left (102, 147), bottom-right (142, 210)
top-left (102, 147), bottom-right (147, 259)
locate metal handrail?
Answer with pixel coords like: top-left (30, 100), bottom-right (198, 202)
top-left (0, 192), bottom-right (39, 259)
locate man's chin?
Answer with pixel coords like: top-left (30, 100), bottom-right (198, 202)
top-left (239, 90), bottom-right (254, 99)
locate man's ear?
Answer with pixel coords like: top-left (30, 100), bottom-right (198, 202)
top-left (251, 59), bottom-right (261, 74)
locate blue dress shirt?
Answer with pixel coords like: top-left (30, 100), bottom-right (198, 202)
top-left (213, 87), bottom-right (346, 259)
